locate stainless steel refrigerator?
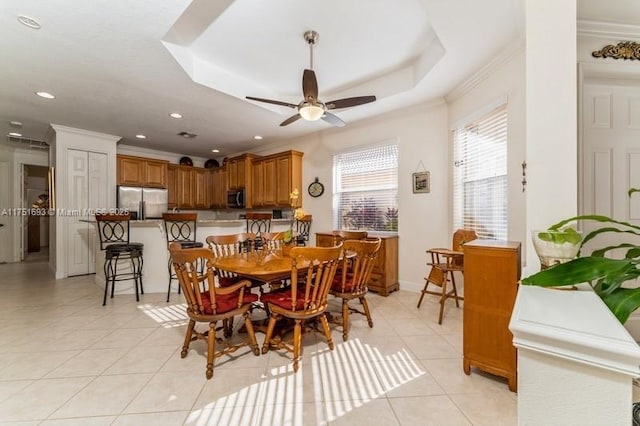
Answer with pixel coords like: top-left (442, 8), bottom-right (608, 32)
top-left (117, 186), bottom-right (168, 219)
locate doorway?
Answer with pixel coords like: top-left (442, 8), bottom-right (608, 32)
top-left (22, 164), bottom-right (50, 262)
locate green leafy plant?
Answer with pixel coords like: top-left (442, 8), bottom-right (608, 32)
top-left (343, 197), bottom-right (385, 231)
top-left (523, 214), bottom-right (640, 324)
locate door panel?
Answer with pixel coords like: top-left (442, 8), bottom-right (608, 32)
top-left (582, 83), bottom-right (640, 254)
top-left (67, 149), bottom-right (90, 276)
top-left (88, 152), bottom-right (108, 273)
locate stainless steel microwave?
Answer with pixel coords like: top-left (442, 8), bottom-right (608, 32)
top-left (227, 188), bottom-right (245, 209)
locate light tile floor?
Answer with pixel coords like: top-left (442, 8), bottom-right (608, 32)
top-left (0, 258), bottom-right (516, 425)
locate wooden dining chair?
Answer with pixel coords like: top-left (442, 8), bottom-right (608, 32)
top-left (260, 231), bottom-right (286, 251)
top-left (331, 230), bottom-right (368, 245)
top-left (169, 243), bottom-right (260, 379)
top-left (330, 238), bottom-right (382, 341)
top-left (206, 232), bottom-right (256, 286)
top-left (417, 229), bottom-right (478, 324)
top-left (261, 245), bottom-right (343, 372)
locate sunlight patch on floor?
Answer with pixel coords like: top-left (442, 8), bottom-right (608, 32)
top-left (185, 338), bottom-right (425, 425)
top-left (138, 303), bottom-right (189, 328)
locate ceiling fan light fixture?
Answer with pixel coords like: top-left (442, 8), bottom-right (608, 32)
top-left (299, 103), bottom-right (324, 121)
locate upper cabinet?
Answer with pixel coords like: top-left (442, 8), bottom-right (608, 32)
top-left (130, 149), bottom-right (302, 210)
top-left (227, 154), bottom-right (259, 190)
top-left (252, 150), bottom-right (303, 208)
top-left (117, 155), bottom-right (168, 188)
top-left (210, 166), bottom-right (227, 209)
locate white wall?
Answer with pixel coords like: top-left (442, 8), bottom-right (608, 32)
top-left (524, 0), bottom-right (578, 276)
top-left (249, 100), bottom-right (450, 291)
top-left (447, 45), bottom-right (527, 255)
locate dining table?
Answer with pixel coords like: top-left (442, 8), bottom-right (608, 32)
top-left (209, 247), bottom-right (354, 337)
top-left (209, 248), bottom-right (309, 284)
top-left (209, 247), bottom-right (355, 284)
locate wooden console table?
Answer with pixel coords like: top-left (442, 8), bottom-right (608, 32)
top-left (315, 232), bottom-right (399, 296)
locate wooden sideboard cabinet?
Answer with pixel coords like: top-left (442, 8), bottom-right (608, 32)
top-left (316, 232), bottom-right (399, 296)
top-left (462, 239), bottom-right (521, 392)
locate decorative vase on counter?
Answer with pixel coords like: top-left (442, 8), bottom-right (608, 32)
top-left (531, 228), bottom-right (583, 269)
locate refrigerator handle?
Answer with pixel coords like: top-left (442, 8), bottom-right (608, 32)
top-left (139, 200), bottom-right (145, 220)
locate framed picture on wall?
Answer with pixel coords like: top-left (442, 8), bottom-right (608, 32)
top-left (412, 171), bottom-right (430, 193)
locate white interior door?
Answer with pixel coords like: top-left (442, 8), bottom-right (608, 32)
top-left (87, 152), bottom-right (108, 272)
top-left (67, 149), bottom-right (90, 276)
top-left (582, 81), bottom-right (640, 254)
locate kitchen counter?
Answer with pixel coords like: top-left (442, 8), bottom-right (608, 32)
top-left (86, 217), bottom-right (294, 295)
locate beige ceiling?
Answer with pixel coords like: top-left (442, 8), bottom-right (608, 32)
top-left (0, 1), bottom-right (632, 159)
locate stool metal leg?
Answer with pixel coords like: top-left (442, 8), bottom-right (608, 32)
top-left (167, 255), bottom-right (173, 302)
top-left (103, 256), bottom-right (111, 306)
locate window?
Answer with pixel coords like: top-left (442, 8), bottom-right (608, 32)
top-left (452, 104), bottom-right (507, 240)
top-left (333, 144), bottom-right (398, 232)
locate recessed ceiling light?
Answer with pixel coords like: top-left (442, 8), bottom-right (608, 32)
top-left (35, 91), bottom-right (55, 99)
top-left (135, 134), bottom-right (147, 139)
top-left (169, 112), bottom-right (183, 119)
top-left (8, 132), bottom-right (22, 137)
top-left (17, 15), bottom-right (41, 29)
top-left (211, 149), bottom-right (220, 153)
top-left (10, 121), bottom-right (23, 128)
top-left (254, 135), bottom-right (263, 140)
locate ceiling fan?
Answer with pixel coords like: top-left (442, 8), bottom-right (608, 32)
top-left (246, 30), bottom-right (376, 128)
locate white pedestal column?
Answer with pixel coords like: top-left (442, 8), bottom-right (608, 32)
top-left (510, 286), bottom-right (640, 425)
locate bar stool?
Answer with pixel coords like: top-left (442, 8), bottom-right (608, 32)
top-left (246, 213), bottom-right (272, 250)
top-left (163, 213), bottom-right (203, 302)
top-left (95, 213), bottom-right (144, 306)
top-left (294, 214), bottom-right (313, 246)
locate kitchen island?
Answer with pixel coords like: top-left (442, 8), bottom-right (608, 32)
top-left (89, 218), bottom-right (294, 296)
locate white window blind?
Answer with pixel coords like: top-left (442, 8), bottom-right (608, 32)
top-left (452, 104), bottom-right (507, 240)
top-left (333, 144), bottom-right (398, 232)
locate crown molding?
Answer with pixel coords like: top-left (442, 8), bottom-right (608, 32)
top-left (578, 20), bottom-right (640, 40)
top-left (445, 37), bottom-right (524, 104)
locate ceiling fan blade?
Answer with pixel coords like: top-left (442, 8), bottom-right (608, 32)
top-left (280, 114), bottom-right (302, 127)
top-left (326, 95), bottom-right (376, 110)
top-left (246, 96), bottom-right (297, 109)
top-left (302, 69), bottom-right (318, 101)
top-left (321, 111), bottom-right (346, 127)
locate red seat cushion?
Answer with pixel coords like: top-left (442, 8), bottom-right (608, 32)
top-left (261, 287), bottom-right (308, 310)
top-left (331, 273), bottom-right (356, 292)
top-left (199, 290), bottom-right (258, 315)
top-left (218, 276), bottom-right (242, 288)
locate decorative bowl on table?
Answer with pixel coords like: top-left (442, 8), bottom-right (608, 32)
top-left (532, 228), bottom-right (582, 269)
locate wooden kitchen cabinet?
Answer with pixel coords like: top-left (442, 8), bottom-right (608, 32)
top-left (117, 154), bottom-right (167, 188)
top-left (193, 168), bottom-right (208, 209)
top-left (252, 150), bottom-right (303, 208)
top-left (316, 232), bottom-right (399, 296)
top-left (167, 164), bottom-right (211, 210)
top-left (227, 153), bottom-right (259, 207)
top-left (167, 164), bottom-right (177, 208)
top-left (252, 161), bottom-right (265, 207)
top-left (462, 239), bottom-right (521, 392)
top-left (276, 152), bottom-right (302, 205)
top-left (144, 159), bottom-right (167, 187)
top-left (177, 167), bottom-right (194, 209)
top-left (210, 167), bottom-right (227, 209)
